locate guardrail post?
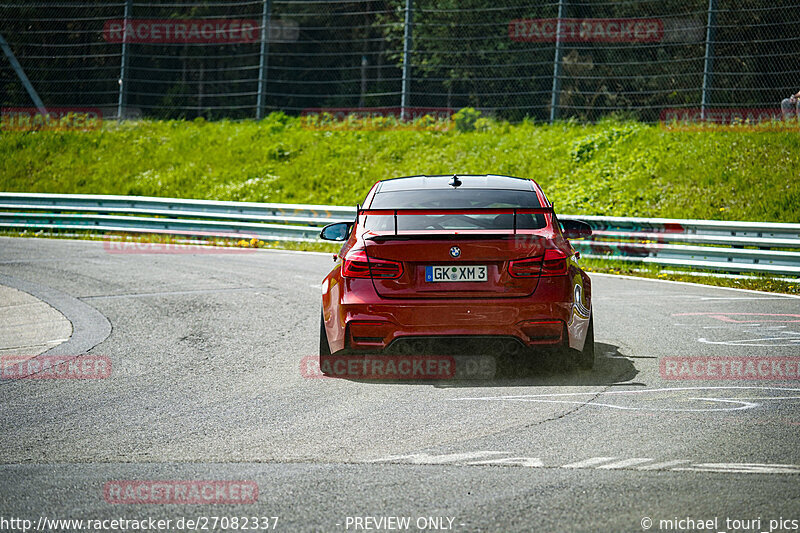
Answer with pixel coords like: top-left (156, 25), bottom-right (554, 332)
top-left (400, 0), bottom-right (414, 121)
top-left (256, 0), bottom-right (273, 120)
top-left (0, 32), bottom-right (47, 115)
top-left (700, 0), bottom-right (717, 120)
top-left (117, 0), bottom-right (133, 120)
top-left (360, 55), bottom-right (368, 108)
top-left (549, 0), bottom-right (567, 123)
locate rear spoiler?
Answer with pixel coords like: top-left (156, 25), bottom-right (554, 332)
top-left (358, 206), bottom-right (556, 237)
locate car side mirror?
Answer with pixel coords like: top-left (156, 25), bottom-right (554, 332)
top-left (561, 219), bottom-right (592, 239)
top-left (320, 222), bottom-right (352, 241)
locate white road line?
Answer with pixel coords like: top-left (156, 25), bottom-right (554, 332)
top-left (562, 457), bottom-right (618, 469)
top-left (696, 297), bottom-right (794, 301)
top-left (453, 385), bottom-right (800, 400)
top-left (452, 397), bottom-right (760, 412)
top-left (675, 463), bottom-right (800, 474)
top-left (740, 396), bottom-right (800, 400)
top-left (596, 458), bottom-right (654, 469)
top-left (466, 457), bottom-right (544, 467)
top-left (451, 386), bottom-right (800, 412)
top-left (637, 460), bottom-right (691, 471)
top-left (367, 453), bottom-right (800, 474)
top-left (698, 335), bottom-right (800, 346)
top-left (369, 451), bottom-right (507, 464)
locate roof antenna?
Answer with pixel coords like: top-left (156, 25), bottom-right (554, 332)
top-left (449, 174), bottom-right (462, 188)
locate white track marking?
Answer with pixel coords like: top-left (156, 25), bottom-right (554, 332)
top-left (462, 398), bottom-right (761, 413)
top-left (562, 457), bottom-right (618, 468)
top-left (674, 463), bottom-right (800, 474)
top-left (450, 397), bottom-right (760, 412)
top-left (687, 297), bottom-right (793, 301)
top-left (636, 460), bottom-right (691, 471)
top-left (466, 457), bottom-right (544, 467)
top-left (368, 453), bottom-right (800, 474)
top-left (450, 387), bottom-right (800, 412)
top-left (697, 335), bottom-right (800, 346)
top-left (368, 451), bottom-right (507, 464)
top-left (739, 396), bottom-right (800, 400)
top-left (454, 385), bottom-right (800, 398)
top-left (596, 458), bottom-right (654, 469)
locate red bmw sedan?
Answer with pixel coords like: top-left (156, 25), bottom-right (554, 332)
top-left (319, 174), bottom-right (595, 369)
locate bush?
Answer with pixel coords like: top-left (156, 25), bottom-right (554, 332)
top-left (453, 107), bottom-right (481, 132)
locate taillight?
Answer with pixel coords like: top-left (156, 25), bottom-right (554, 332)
top-left (541, 249), bottom-right (568, 276)
top-left (342, 249), bottom-right (403, 279)
top-left (509, 256), bottom-right (542, 277)
top-left (509, 249), bottom-right (568, 278)
top-left (341, 249), bottom-right (371, 278)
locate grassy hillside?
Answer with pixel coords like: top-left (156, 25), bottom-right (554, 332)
top-left (2, 114), bottom-right (799, 222)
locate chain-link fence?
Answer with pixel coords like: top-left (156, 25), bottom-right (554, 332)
top-left (1, 0), bottom-right (798, 122)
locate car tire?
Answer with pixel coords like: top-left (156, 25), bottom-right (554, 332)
top-left (575, 314), bottom-right (595, 370)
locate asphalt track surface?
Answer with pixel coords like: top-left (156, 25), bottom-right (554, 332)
top-left (1, 237), bottom-right (799, 532)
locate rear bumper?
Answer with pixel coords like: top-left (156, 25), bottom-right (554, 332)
top-left (328, 277), bottom-right (577, 353)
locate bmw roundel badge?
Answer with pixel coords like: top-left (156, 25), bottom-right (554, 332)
top-left (450, 246), bottom-right (461, 258)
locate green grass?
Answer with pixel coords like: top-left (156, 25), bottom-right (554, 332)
top-left (2, 114), bottom-right (799, 222)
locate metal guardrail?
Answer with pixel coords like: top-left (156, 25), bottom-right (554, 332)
top-left (565, 214), bottom-right (800, 276)
top-left (0, 192), bottom-right (355, 242)
top-left (1, 192), bottom-right (799, 277)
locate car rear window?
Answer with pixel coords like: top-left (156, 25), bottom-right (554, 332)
top-left (365, 189), bottom-right (546, 231)
top-left (369, 189), bottom-right (542, 209)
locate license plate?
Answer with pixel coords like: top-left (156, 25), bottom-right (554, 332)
top-left (425, 265), bottom-right (487, 282)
